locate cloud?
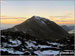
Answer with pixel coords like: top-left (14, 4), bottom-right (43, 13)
top-left (1, 13), bottom-right (74, 24)
top-left (49, 16), bottom-right (74, 24)
top-left (65, 10), bottom-right (74, 16)
top-left (1, 16), bottom-right (26, 19)
top-left (48, 10), bottom-right (74, 24)
top-left (1, 16), bottom-right (27, 24)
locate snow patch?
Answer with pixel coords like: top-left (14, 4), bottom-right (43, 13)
top-left (33, 16), bottom-right (40, 19)
top-left (9, 39), bottom-right (21, 45)
top-left (25, 41), bottom-right (35, 48)
top-left (0, 48), bottom-right (24, 54)
top-left (38, 45), bottom-right (51, 48)
top-left (14, 28), bottom-right (18, 31)
top-left (34, 50), bottom-right (59, 56)
top-left (1, 35), bottom-right (6, 38)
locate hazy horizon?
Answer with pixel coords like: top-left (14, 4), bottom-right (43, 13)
top-left (1, 0), bottom-right (74, 29)
top-left (1, 23), bottom-right (74, 30)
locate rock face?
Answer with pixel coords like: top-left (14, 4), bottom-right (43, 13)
top-left (5, 16), bottom-right (69, 41)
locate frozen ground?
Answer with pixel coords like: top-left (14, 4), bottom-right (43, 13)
top-left (0, 35), bottom-right (73, 56)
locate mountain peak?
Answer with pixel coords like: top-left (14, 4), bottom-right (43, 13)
top-left (32, 16), bottom-right (41, 19)
top-left (5, 16), bottom-right (69, 41)
top-left (31, 16), bottom-right (48, 21)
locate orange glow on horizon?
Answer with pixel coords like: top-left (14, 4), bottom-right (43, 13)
top-left (53, 21), bottom-right (74, 24)
top-left (1, 16), bottom-right (74, 24)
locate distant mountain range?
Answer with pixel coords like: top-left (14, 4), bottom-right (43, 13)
top-left (61, 25), bottom-right (74, 32)
top-left (3, 16), bottom-right (69, 41)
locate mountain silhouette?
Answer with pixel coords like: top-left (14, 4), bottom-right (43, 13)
top-left (4, 16), bottom-right (69, 41)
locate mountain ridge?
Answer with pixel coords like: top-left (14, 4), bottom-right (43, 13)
top-left (3, 16), bottom-right (69, 41)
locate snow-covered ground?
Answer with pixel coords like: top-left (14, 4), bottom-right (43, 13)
top-left (0, 35), bottom-right (73, 56)
top-left (9, 39), bottom-right (21, 45)
top-left (34, 50), bottom-right (59, 56)
top-left (0, 48), bottom-right (24, 54)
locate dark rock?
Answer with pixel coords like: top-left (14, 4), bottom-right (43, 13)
top-left (4, 16), bottom-right (69, 41)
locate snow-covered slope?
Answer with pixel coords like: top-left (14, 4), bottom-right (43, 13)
top-left (1, 34), bottom-right (64, 56)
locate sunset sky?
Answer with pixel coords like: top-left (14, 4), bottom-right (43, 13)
top-left (1, 0), bottom-right (74, 25)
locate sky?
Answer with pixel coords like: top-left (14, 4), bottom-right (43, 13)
top-left (1, 0), bottom-right (74, 26)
